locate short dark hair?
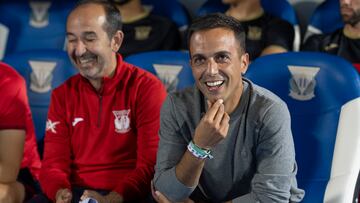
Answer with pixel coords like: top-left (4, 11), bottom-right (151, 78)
top-left (187, 13), bottom-right (246, 53)
top-left (70, 0), bottom-right (122, 39)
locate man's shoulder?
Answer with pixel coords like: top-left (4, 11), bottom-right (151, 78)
top-left (123, 62), bottom-right (164, 87)
top-left (0, 62), bottom-right (26, 94)
top-left (259, 13), bottom-right (293, 27)
top-left (250, 82), bottom-right (287, 108)
top-left (168, 86), bottom-right (197, 103)
top-left (302, 28), bottom-right (343, 51)
top-left (164, 87), bottom-right (199, 112)
top-left (140, 14), bottom-right (174, 26)
top-left (0, 62), bottom-right (23, 83)
top-left (51, 73), bottom-right (81, 94)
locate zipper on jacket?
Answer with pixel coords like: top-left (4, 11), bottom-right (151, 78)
top-left (97, 95), bottom-right (103, 127)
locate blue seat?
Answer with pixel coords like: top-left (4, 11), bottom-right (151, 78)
top-left (246, 52), bottom-right (360, 202)
top-left (0, 1), bottom-right (75, 60)
top-left (3, 50), bottom-right (77, 153)
top-left (304, 0), bottom-right (343, 41)
top-left (197, 0), bottom-right (301, 51)
top-left (125, 51), bottom-right (194, 92)
top-left (141, 0), bottom-right (190, 32)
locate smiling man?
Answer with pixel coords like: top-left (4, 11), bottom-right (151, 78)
top-left (38, 0), bottom-right (167, 202)
top-left (153, 13), bottom-right (304, 203)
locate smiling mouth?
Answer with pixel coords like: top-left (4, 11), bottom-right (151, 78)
top-left (205, 80), bottom-right (225, 91)
top-left (77, 56), bottom-right (96, 67)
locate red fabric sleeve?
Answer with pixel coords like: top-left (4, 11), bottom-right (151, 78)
top-left (0, 63), bottom-right (41, 181)
top-left (0, 74), bottom-right (27, 130)
top-left (115, 76), bottom-right (167, 201)
top-left (39, 87), bottom-right (72, 201)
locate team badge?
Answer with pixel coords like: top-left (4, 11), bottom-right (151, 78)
top-left (324, 43), bottom-right (339, 52)
top-left (153, 64), bottom-right (182, 92)
top-left (29, 60), bottom-right (56, 93)
top-left (288, 65), bottom-right (320, 101)
top-left (29, 1), bottom-right (51, 28)
top-left (247, 26), bottom-right (262, 41)
top-left (135, 26), bottom-right (152, 40)
top-left (113, 110), bottom-right (131, 133)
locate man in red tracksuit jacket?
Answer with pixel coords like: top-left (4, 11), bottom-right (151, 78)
top-left (38, 0), bottom-right (167, 202)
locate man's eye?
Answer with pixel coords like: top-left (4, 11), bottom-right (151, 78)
top-left (85, 38), bottom-right (95, 42)
top-left (68, 38), bottom-right (76, 43)
top-left (193, 58), bottom-right (205, 66)
top-left (216, 54), bottom-right (230, 63)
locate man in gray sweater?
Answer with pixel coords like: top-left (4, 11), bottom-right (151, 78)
top-left (153, 13), bottom-right (305, 203)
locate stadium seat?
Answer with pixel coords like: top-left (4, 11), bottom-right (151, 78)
top-left (125, 50), bottom-right (194, 92)
top-left (141, 0), bottom-right (190, 32)
top-left (303, 0), bottom-right (343, 42)
top-left (245, 52), bottom-right (360, 203)
top-left (0, 1), bottom-right (75, 60)
top-left (3, 50), bottom-right (77, 154)
top-left (196, 0), bottom-right (301, 51)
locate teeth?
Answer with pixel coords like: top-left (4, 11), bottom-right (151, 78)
top-left (79, 58), bottom-right (93, 64)
top-left (206, 81), bottom-right (223, 87)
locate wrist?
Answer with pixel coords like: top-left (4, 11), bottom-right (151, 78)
top-left (187, 140), bottom-right (213, 159)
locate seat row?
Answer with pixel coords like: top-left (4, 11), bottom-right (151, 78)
top-left (0, 0), bottom-right (343, 59)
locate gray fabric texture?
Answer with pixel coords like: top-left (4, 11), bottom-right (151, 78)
top-left (154, 79), bottom-right (305, 202)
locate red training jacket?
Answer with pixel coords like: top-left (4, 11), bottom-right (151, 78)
top-left (39, 55), bottom-right (167, 201)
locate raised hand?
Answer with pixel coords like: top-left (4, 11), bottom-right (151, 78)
top-left (193, 99), bottom-right (230, 149)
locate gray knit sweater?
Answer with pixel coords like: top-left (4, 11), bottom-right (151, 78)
top-left (154, 79), bottom-right (305, 203)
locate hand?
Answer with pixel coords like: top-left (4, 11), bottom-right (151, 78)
top-left (55, 188), bottom-right (72, 203)
top-left (151, 181), bottom-right (194, 203)
top-left (80, 190), bottom-right (123, 203)
top-left (193, 99), bottom-right (230, 149)
top-left (0, 182), bottom-right (25, 203)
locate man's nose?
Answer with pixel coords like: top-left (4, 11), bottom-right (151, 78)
top-left (74, 41), bottom-right (86, 57)
top-left (206, 58), bottom-right (219, 75)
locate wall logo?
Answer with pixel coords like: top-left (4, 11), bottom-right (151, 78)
top-left (153, 64), bottom-right (182, 92)
top-left (113, 110), bottom-right (131, 133)
top-left (288, 65), bottom-right (320, 101)
top-left (29, 1), bottom-right (51, 28)
top-left (29, 60), bottom-right (56, 93)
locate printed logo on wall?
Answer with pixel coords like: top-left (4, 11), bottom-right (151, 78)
top-left (29, 60), bottom-right (56, 93)
top-left (153, 64), bottom-right (182, 92)
top-left (113, 110), bottom-right (131, 134)
top-left (288, 65), bottom-right (320, 101)
top-left (29, 1), bottom-right (51, 28)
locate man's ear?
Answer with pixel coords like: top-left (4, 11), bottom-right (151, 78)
top-left (111, 30), bottom-right (124, 52)
top-left (240, 53), bottom-right (250, 75)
